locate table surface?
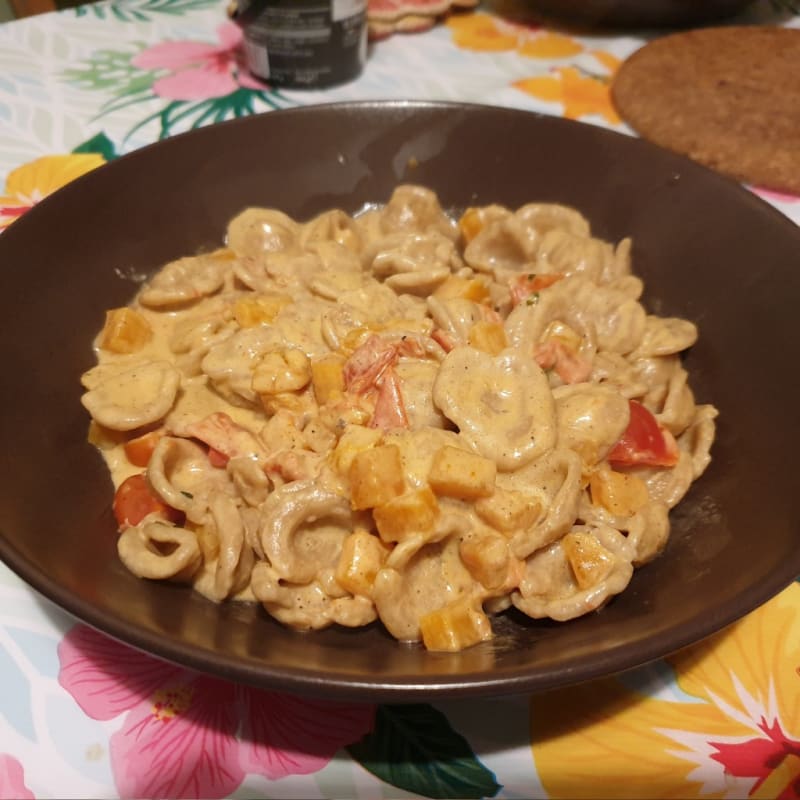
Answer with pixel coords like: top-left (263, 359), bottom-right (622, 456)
top-left (2, 2), bottom-right (800, 798)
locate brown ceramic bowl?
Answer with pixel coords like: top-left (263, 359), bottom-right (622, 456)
top-left (521, 0), bottom-right (756, 28)
top-left (0, 101), bottom-right (798, 701)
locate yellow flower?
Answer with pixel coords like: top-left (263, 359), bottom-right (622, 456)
top-left (0, 153), bottom-right (105, 230)
top-left (530, 582), bottom-right (800, 799)
top-left (446, 12), bottom-right (583, 58)
top-left (590, 49), bottom-right (622, 74)
top-left (518, 33), bottom-right (584, 59)
top-left (447, 12), bottom-right (519, 52)
top-left (514, 66), bottom-right (620, 125)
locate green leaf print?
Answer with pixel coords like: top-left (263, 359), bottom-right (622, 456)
top-left (347, 704), bottom-right (502, 799)
top-left (75, 0), bottom-right (222, 22)
top-left (64, 46), bottom-right (153, 95)
top-left (72, 132), bottom-right (118, 161)
top-left (123, 87), bottom-right (289, 142)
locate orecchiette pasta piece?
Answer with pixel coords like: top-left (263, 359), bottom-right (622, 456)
top-left (626, 501), bottom-right (671, 566)
top-left (259, 408), bottom-right (306, 452)
top-left (656, 367), bottom-right (696, 436)
top-left (147, 436), bottom-right (234, 525)
top-left (432, 346), bottom-right (557, 471)
top-left (386, 268), bottom-right (452, 296)
top-left (534, 228), bottom-right (616, 284)
top-left (369, 231), bottom-right (462, 275)
top-left (258, 479), bottom-right (355, 585)
top-left (631, 354), bottom-right (682, 409)
top-left (138, 254), bottom-right (229, 308)
top-left (610, 237), bottom-right (633, 283)
top-left (393, 359), bottom-right (449, 429)
top-left (372, 535), bottom-right (477, 642)
top-left (233, 250), bottom-right (317, 293)
top-left (458, 203), bottom-right (512, 243)
top-left (227, 455), bottom-right (271, 507)
top-left (553, 383), bottom-right (631, 466)
top-left (379, 184), bottom-right (458, 240)
top-left (339, 281), bottom-right (427, 328)
top-left (574, 280), bottom-right (646, 354)
top-left (463, 214), bottom-right (539, 275)
top-left (427, 296), bottom-right (490, 345)
top-left (168, 305), bottom-right (236, 376)
top-left (383, 506), bottom-right (469, 571)
top-left (630, 315), bottom-right (699, 359)
top-left (589, 352), bottom-right (649, 398)
top-left (512, 525), bottom-right (635, 621)
top-left (250, 561), bottom-right (377, 630)
top-left (117, 516), bottom-right (201, 581)
top-left (319, 304), bottom-right (366, 351)
top-left (515, 203), bottom-right (591, 239)
top-left (502, 447), bottom-right (583, 559)
top-left (368, 232), bottom-right (460, 296)
top-left (201, 325), bottom-right (285, 405)
top-left (606, 273), bottom-right (644, 300)
top-left (226, 207), bottom-right (300, 259)
top-left (300, 209), bottom-right (363, 253)
top-left (81, 360), bottom-right (180, 431)
top-left (269, 297), bottom-right (332, 359)
top-left (192, 491), bottom-right (255, 602)
top-left (240, 505), bottom-right (264, 560)
top-left (505, 276), bottom-right (588, 353)
top-left (677, 404), bottom-right (718, 479)
top-left (629, 450), bottom-right (696, 509)
top-left (268, 251), bottom-right (326, 289)
top-left (307, 243), bottom-right (368, 299)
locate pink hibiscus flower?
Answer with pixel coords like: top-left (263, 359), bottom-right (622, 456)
top-left (132, 22), bottom-right (266, 101)
top-left (0, 755), bottom-right (34, 800)
top-left (58, 625), bottom-right (375, 799)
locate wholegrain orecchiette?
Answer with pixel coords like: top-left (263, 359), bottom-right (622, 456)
top-left (82, 185), bottom-right (717, 652)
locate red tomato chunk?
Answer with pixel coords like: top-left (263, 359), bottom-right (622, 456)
top-left (112, 473), bottom-right (183, 529)
top-left (608, 399), bottom-right (679, 468)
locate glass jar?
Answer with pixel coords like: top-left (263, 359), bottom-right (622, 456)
top-left (234, 0), bottom-right (368, 89)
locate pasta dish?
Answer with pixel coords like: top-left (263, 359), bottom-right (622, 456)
top-left (80, 185), bottom-right (717, 652)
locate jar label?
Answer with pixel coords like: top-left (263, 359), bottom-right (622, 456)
top-left (242, 0), bottom-right (367, 88)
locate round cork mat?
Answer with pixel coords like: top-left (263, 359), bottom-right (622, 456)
top-left (611, 26), bottom-right (800, 194)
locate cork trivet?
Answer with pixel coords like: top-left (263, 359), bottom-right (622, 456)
top-left (611, 26), bottom-right (800, 194)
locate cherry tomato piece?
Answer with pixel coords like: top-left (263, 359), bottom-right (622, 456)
top-left (608, 400), bottom-right (679, 468)
top-left (112, 473), bottom-right (182, 529)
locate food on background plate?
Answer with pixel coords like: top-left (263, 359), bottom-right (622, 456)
top-left (611, 26), bottom-right (800, 195)
top-left (80, 185), bottom-right (717, 652)
top-left (366, 0), bottom-right (478, 39)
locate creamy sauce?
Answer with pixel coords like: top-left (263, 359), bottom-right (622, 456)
top-left (81, 185), bottom-right (717, 652)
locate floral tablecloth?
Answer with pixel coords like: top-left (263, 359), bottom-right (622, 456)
top-left (2, 2), bottom-right (800, 798)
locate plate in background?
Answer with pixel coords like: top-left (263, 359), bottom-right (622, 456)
top-left (520, 0), bottom-right (756, 28)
